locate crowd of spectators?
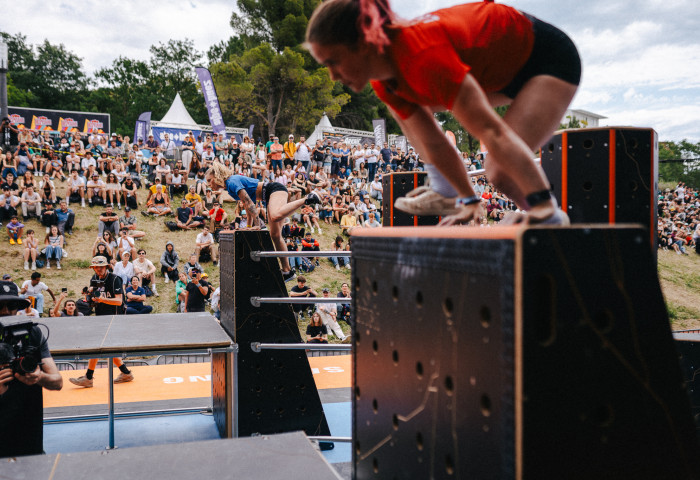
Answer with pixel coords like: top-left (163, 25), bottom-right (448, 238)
top-left (658, 182), bottom-right (699, 255)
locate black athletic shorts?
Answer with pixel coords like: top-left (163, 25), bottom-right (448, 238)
top-left (262, 181), bottom-right (288, 207)
top-left (498, 13), bottom-right (582, 99)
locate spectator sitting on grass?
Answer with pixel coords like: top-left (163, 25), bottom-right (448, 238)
top-left (301, 231), bottom-right (320, 265)
top-left (206, 200), bottom-right (228, 232)
top-left (116, 228), bottom-right (135, 262)
top-left (7, 215), bottom-right (24, 245)
top-left (301, 203), bottom-right (322, 234)
top-left (340, 205), bottom-right (357, 236)
top-left (146, 189), bottom-right (172, 217)
top-left (195, 226), bottom-right (218, 266)
top-left (21, 186), bottom-right (41, 220)
top-left (306, 312), bottom-right (328, 344)
top-left (20, 271), bottom-right (56, 316)
top-left (113, 250), bottom-right (134, 286)
top-left (23, 229), bottom-right (39, 270)
top-left (184, 185), bottom-right (203, 216)
top-left (55, 200), bottom-right (75, 236)
top-left (175, 198), bottom-right (201, 230)
top-left (65, 169), bottom-right (85, 207)
top-left (39, 174), bottom-right (57, 205)
top-left (290, 276), bottom-right (317, 320)
top-left (133, 249), bottom-right (158, 297)
top-left (316, 288), bottom-right (348, 341)
top-left (160, 241), bottom-right (180, 283)
top-left (118, 207), bottom-right (145, 239)
top-left (44, 225), bottom-right (63, 270)
top-left (0, 185), bottom-right (20, 223)
top-left (329, 235), bottom-right (350, 270)
top-left (365, 211), bottom-right (381, 228)
top-left (125, 276), bottom-right (153, 315)
top-left (98, 204), bottom-right (120, 237)
top-left (86, 172), bottom-right (107, 206)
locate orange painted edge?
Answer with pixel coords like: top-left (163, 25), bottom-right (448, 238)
top-left (609, 129), bottom-right (616, 224)
top-left (413, 172), bottom-right (419, 227)
top-left (389, 175), bottom-right (394, 227)
top-left (561, 132), bottom-right (568, 212)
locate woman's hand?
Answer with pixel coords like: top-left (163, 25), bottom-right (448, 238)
top-left (438, 202), bottom-right (483, 226)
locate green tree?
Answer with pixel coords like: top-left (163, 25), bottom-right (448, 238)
top-left (230, 0), bottom-right (321, 52)
top-left (212, 43), bottom-right (348, 137)
top-left (6, 73), bottom-right (35, 107)
top-left (659, 140), bottom-right (700, 187)
top-left (559, 115), bottom-right (582, 130)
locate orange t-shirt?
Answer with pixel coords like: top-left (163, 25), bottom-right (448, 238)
top-left (371, 2), bottom-right (534, 119)
top-left (270, 143), bottom-right (284, 161)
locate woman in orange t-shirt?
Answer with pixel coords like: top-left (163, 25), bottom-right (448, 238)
top-left (306, 0), bottom-right (580, 225)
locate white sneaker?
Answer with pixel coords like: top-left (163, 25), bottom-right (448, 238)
top-left (46, 226), bottom-right (50, 234)
top-left (164, 276), bottom-right (170, 283)
top-left (310, 227), bottom-right (314, 233)
top-left (81, 200), bottom-right (85, 207)
top-left (46, 262), bottom-right (51, 269)
top-left (31, 261), bottom-right (36, 270)
top-left (24, 261), bottom-right (29, 270)
top-left (56, 261), bottom-right (61, 270)
top-left (318, 227), bottom-right (322, 234)
top-left (152, 285), bottom-right (159, 297)
top-left (394, 189), bottom-right (458, 216)
top-left (335, 264), bottom-right (340, 270)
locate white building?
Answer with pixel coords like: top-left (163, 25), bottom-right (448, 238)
top-left (562, 109), bottom-right (607, 128)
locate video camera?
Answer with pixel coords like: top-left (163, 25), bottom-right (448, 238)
top-left (0, 319), bottom-right (43, 376)
top-left (87, 278), bottom-right (106, 305)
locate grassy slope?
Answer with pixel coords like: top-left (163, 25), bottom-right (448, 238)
top-left (0, 180), bottom-right (351, 340)
top-left (0, 181), bottom-right (695, 335)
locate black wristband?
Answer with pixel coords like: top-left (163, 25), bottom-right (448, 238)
top-left (525, 189), bottom-right (552, 207)
top-left (455, 195), bottom-right (481, 207)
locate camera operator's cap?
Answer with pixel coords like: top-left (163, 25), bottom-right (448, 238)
top-left (90, 256), bottom-right (109, 267)
top-left (2, 274), bottom-right (11, 280)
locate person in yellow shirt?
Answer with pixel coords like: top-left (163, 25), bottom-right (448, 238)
top-left (184, 185), bottom-right (203, 216)
top-left (284, 134), bottom-right (297, 167)
top-left (340, 204), bottom-right (357, 236)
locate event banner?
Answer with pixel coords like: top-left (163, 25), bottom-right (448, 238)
top-left (133, 111), bottom-right (151, 142)
top-left (152, 127), bottom-right (203, 147)
top-left (8, 106), bottom-right (110, 134)
top-left (394, 136), bottom-right (408, 153)
top-left (195, 67), bottom-right (226, 136)
top-left (322, 132), bottom-right (375, 147)
top-left (372, 118), bottom-right (386, 146)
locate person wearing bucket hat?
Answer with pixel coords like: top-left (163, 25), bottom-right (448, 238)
top-left (68, 256), bottom-right (133, 388)
top-left (0, 283), bottom-right (63, 457)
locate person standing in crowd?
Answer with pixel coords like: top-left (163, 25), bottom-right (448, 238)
top-left (69, 256), bottom-right (134, 388)
top-left (184, 268), bottom-right (210, 313)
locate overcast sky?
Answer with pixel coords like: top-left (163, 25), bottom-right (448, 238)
top-left (2, 0), bottom-right (698, 142)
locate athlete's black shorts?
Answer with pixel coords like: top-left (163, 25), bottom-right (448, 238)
top-left (262, 181), bottom-right (288, 207)
top-left (498, 13), bottom-right (582, 99)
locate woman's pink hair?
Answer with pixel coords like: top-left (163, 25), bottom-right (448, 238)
top-left (358, 0), bottom-right (394, 53)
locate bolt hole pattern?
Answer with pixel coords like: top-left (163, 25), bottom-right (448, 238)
top-left (373, 457), bottom-right (379, 474)
top-left (391, 285), bottom-right (399, 301)
top-left (583, 138), bottom-right (594, 149)
top-left (583, 181), bottom-right (593, 192)
top-left (372, 398), bottom-right (378, 414)
top-left (416, 431), bottom-right (424, 451)
top-left (372, 340), bottom-right (378, 354)
top-left (445, 455), bottom-right (455, 475)
top-left (392, 350), bottom-right (399, 365)
top-left (480, 306), bottom-right (491, 329)
top-left (416, 361), bottom-right (423, 378)
top-left (547, 143), bottom-right (555, 153)
top-left (481, 394), bottom-right (492, 417)
top-left (392, 414), bottom-right (399, 430)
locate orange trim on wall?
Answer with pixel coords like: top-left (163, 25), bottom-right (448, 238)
top-left (389, 177), bottom-right (394, 227)
top-left (561, 132), bottom-right (568, 211)
top-left (609, 129), bottom-right (616, 223)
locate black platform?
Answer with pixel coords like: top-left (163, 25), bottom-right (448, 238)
top-left (1, 432), bottom-right (341, 480)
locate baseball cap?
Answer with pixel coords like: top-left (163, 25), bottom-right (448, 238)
top-left (322, 288), bottom-right (330, 293)
top-left (2, 274), bottom-right (11, 280)
top-left (124, 206), bottom-right (131, 212)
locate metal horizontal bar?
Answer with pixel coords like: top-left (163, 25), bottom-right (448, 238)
top-left (52, 346), bottom-right (236, 361)
top-left (44, 407), bottom-right (211, 424)
top-left (307, 436), bottom-right (352, 443)
top-left (251, 250), bottom-right (352, 261)
top-left (251, 296), bottom-right (350, 307)
top-left (251, 342), bottom-right (352, 353)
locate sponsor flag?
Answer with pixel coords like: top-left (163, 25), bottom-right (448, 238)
top-left (248, 124), bottom-right (254, 139)
top-left (196, 67), bottom-right (226, 136)
top-left (133, 112), bottom-right (151, 143)
top-left (372, 118), bottom-right (386, 146)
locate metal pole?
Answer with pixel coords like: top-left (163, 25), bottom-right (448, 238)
top-left (251, 250), bottom-right (352, 261)
top-left (251, 296), bottom-right (350, 307)
top-left (307, 436), bottom-right (353, 443)
top-left (251, 342), bottom-right (352, 353)
top-left (107, 357), bottom-right (115, 449)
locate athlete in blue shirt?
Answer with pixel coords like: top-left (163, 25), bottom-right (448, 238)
top-left (207, 162), bottom-right (321, 281)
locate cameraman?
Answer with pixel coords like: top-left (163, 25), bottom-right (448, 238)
top-left (0, 294), bottom-right (63, 458)
top-left (69, 256), bottom-right (133, 388)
